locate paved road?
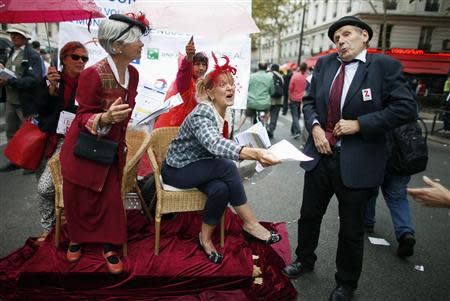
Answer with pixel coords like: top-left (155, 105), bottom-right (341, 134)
top-left (1, 112), bottom-right (449, 300)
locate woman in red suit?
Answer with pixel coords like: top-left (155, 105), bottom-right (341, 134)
top-left (59, 13), bottom-right (150, 274)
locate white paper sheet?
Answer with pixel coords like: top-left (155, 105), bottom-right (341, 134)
top-left (56, 110), bottom-right (75, 135)
top-left (269, 139), bottom-right (313, 162)
top-left (133, 93), bottom-right (183, 127)
top-left (368, 237), bottom-right (391, 246)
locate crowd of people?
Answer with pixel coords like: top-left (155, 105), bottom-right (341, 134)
top-left (0, 12), bottom-right (449, 301)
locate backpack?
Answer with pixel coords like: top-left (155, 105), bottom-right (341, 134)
top-left (387, 118), bottom-right (428, 176)
top-left (271, 73), bottom-right (284, 98)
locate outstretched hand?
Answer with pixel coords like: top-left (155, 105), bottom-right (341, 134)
top-left (407, 176), bottom-right (450, 208)
top-left (257, 149), bottom-right (281, 167)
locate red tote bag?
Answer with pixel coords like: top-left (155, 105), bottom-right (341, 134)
top-left (4, 120), bottom-right (48, 170)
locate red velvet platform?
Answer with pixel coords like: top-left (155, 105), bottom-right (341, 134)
top-left (0, 209), bottom-right (297, 300)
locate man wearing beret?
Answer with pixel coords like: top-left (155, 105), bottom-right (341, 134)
top-left (282, 16), bottom-right (417, 300)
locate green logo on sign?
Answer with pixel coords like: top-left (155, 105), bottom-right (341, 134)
top-left (147, 48), bottom-right (159, 60)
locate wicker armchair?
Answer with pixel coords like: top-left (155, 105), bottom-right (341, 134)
top-left (122, 128), bottom-right (153, 221)
top-left (147, 127), bottom-right (225, 255)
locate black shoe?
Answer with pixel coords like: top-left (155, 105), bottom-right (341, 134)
top-left (364, 225), bottom-right (374, 233)
top-left (329, 285), bottom-right (354, 301)
top-left (281, 260), bottom-right (314, 279)
top-left (198, 239), bottom-right (223, 264)
top-left (397, 233), bottom-right (415, 258)
top-left (0, 162), bottom-right (19, 172)
top-left (242, 229), bottom-right (282, 245)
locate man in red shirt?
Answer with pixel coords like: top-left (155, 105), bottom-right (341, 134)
top-left (288, 63), bottom-right (308, 139)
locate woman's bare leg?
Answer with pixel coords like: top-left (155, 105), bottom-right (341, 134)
top-left (233, 203), bottom-right (271, 240)
top-left (200, 223), bottom-right (218, 255)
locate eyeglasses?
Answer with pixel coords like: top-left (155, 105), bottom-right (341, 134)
top-left (69, 54), bottom-right (89, 63)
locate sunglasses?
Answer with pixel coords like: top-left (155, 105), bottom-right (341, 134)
top-left (69, 54), bottom-right (89, 63)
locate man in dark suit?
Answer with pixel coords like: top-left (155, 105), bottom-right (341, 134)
top-left (282, 16), bottom-right (417, 301)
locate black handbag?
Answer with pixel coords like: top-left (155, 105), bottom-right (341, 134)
top-left (74, 131), bottom-right (118, 165)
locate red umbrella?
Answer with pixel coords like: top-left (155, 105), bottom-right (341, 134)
top-left (0, 0), bottom-right (104, 23)
top-left (0, 0), bottom-right (105, 66)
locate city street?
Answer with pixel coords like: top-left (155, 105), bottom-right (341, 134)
top-left (1, 113), bottom-right (449, 301)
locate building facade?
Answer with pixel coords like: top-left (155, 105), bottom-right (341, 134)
top-left (1, 23), bottom-right (59, 52)
top-left (254, 0), bottom-right (450, 65)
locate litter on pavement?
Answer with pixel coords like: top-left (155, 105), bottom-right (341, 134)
top-left (368, 237), bottom-right (391, 246)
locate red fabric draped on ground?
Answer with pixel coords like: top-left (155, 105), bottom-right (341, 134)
top-left (0, 209), bottom-right (297, 300)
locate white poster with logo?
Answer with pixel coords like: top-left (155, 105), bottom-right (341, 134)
top-left (58, 0), bottom-right (252, 110)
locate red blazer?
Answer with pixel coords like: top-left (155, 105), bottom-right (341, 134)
top-left (60, 59), bottom-right (139, 192)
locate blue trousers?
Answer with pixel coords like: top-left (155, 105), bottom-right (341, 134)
top-left (364, 173), bottom-right (414, 240)
top-left (161, 158), bottom-right (247, 225)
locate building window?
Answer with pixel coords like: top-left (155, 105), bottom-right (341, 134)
top-left (377, 24), bottom-right (393, 49)
top-left (323, 0), bottom-right (328, 22)
top-left (443, 39), bottom-right (450, 51)
top-left (314, 4), bottom-right (318, 25)
top-left (386, 0), bottom-right (397, 10)
top-left (425, 0), bottom-right (440, 11)
top-left (333, 0), bottom-right (338, 18)
top-left (346, 0), bottom-right (352, 13)
top-left (418, 26), bottom-right (435, 51)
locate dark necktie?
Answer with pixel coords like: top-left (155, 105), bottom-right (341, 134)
top-left (325, 61), bottom-right (351, 145)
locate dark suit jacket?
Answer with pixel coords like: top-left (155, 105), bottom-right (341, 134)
top-left (301, 52), bottom-right (417, 189)
top-left (6, 44), bottom-right (43, 116)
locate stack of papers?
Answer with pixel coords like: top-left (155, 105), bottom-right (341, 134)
top-left (234, 122), bottom-right (271, 149)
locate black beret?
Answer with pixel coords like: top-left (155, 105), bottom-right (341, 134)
top-left (109, 14), bottom-right (148, 34)
top-left (328, 16), bottom-right (373, 42)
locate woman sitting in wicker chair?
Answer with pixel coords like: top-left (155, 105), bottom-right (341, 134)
top-left (161, 54), bottom-right (282, 264)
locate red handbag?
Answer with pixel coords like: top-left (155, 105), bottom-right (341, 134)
top-left (4, 120), bottom-right (48, 170)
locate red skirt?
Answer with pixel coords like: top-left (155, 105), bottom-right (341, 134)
top-left (63, 164), bottom-right (126, 245)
